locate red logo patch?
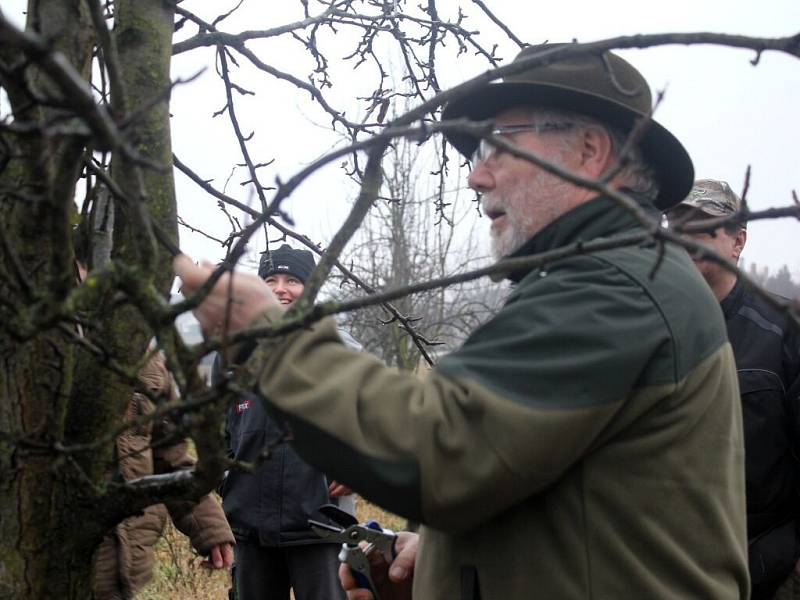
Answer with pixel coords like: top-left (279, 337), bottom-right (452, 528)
top-left (235, 400), bottom-right (251, 414)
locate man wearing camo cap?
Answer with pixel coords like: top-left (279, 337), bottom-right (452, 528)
top-left (685, 179), bottom-right (743, 216)
top-left (669, 180), bottom-right (800, 600)
top-left (670, 179), bottom-right (747, 301)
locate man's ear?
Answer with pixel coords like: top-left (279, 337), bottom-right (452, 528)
top-left (732, 228), bottom-right (747, 260)
top-left (580, 125), bottom-right (616, 180)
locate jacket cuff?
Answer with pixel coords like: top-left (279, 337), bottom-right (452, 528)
top-left (233, 306), bottom-right (286, 364)
top-left (174, 494), bottom-right (235, 554)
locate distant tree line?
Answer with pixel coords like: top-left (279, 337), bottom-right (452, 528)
top-left (743, 261), bottom-right (800, 299)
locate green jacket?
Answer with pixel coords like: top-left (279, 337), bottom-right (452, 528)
top-left (251, 193), bottom-right (749, 599)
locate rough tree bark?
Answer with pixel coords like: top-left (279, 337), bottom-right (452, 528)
top-left (0, 1), bottom-right (178, 597)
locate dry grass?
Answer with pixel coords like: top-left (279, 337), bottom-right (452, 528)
top-left (138, 519), bottom-right (230, 600)
top-left (138, 497), bottom-right (406, 600)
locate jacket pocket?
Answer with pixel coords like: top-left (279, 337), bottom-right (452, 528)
top-left (739, 369), bottom-right (790, 511)
top-left (748, 518), bottom-right (800, 587)
top-left (739, 368), bottom-right (800, 582)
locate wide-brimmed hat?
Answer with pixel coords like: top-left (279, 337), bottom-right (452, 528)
top-left (442, 43), bottom-right (694, 210)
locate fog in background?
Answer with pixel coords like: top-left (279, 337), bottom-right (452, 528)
top-left (4, 0), bottom-right (798, 279)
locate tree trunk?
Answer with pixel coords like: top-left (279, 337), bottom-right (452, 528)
top-left (0, 0), bottom-right (177, 597)
top-left (0, 1), bottom-right (99, 596)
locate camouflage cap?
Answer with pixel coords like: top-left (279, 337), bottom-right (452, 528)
top-left (680, 179), bottom-right (742, 221)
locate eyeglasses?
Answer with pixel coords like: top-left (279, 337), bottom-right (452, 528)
top-left (470, 122), bottom-right (576, 165)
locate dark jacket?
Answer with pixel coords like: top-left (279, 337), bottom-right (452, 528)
top-left (216, 328), bottom-right (360, 546)
top-left (722, 278), bottom-right (800, 597)
top-left (93, 354), bottom-right (234, 600)
top-left (249, 193), bottom-right (750, 599)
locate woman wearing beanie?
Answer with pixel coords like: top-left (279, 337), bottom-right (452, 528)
top-left (216, 244), bottom-right (360, 600)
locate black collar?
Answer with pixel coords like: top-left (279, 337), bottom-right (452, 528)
top-left (503, 191), bottom-right (658, 283)
top-left (719, 277), bottom-right (745, 320)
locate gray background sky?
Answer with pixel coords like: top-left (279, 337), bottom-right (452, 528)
top-left (4, 0), bottom-right (799, 278)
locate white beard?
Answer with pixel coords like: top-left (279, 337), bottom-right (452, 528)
top-left (485, 164), bottom-right (575, 261)
top-left (489, 198), bottom-right (536, 260)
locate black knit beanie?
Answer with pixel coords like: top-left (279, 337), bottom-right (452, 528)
top-left (258, 244), bottom-right (315, 283)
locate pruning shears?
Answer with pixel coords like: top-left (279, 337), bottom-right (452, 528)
top-left (309, 504), bottom-right (397, 600)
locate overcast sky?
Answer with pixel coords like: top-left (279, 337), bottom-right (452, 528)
top-left (4, 0), bottom-right (799, 278)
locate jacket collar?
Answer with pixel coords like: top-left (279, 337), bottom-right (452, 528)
top-left (719, 277), bottom-right (745, 320)
top-left (504, 190), bottom-right (658, 283)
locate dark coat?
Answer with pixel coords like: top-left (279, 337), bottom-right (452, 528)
top-left (216, 328), bottom-right (359, 546)
top-left (722, 279), bottom-right (800, 598)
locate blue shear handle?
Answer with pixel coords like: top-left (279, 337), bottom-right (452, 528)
top-left (353, 521), bottom-right (386, 598)
top-left (352, 570), bottom-right (376, 594)
top-left (341, 541), bottom-right (380, 599)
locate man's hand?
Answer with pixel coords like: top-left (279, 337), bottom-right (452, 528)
top-left (339, 531), bottom-right (418, 600)
top-left (201, 542), bottom-right (234, 569)
top-left (174, 254), bottom-right (281, 336)
top-left (329, 480), bottom-right (353, 497)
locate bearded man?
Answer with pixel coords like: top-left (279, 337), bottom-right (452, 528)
top-left (176, 44), bottom-right (749, 599)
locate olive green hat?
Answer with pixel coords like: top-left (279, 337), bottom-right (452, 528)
top-left (442, 43), bottom-right (694, 210)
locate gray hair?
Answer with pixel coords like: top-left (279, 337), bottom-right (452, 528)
top-left (527, 107), bottom-right (660, 202)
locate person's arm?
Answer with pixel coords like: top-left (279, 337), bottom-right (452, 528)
top-left (329, 328), bottom-right (363, 500)
top-left (149, 353), bottom-right (235, 564)
top-left (245, 257), bottom-right (675, 530)
top-left (173, 254), bottom-right (678, 530)
top-left (785, 334), bottom-right (800, 574)
top-left (154, 432), bottom-right (235, 566)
